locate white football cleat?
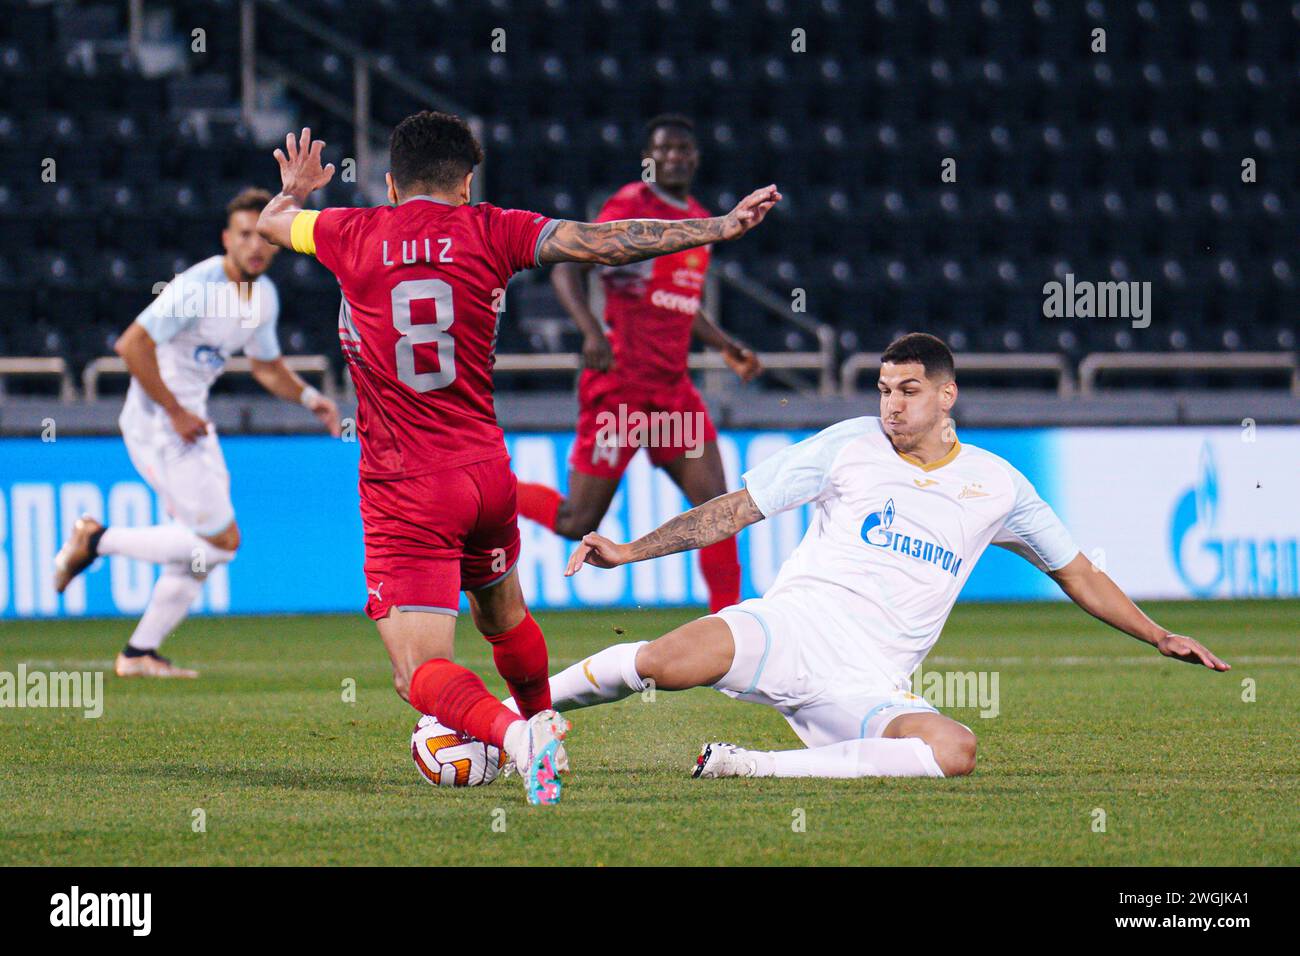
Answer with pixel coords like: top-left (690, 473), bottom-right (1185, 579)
top-left (114, 651), bottom-right (199, 679)
top-left (54, 515), bottom-right (103, 594)
top-left (692, 742), bottom-right (759, 779)
top-left (506, 709), bottom-right (571, 805)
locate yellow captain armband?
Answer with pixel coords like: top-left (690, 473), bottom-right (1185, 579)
top-left (290, 210), bottom-right (321, 255)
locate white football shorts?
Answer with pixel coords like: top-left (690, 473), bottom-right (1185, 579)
top-left (713, 596), bottom-right (939, 749)
top-left (119, 396), bottom-right (235, 537)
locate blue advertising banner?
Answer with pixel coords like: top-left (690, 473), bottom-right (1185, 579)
top-left (0, 435), bottom-right (364, 619)
top-left (3, 425), bottom-right (1291, 619)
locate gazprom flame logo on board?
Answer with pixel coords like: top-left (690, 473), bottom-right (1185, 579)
top-left (1169, 443), bottom-right (1299, 597)
top-left (861, 498), bottom-right (963, 577)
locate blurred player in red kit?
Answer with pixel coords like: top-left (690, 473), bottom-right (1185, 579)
top-left (257, 113), bottom-right (780, 804)
top-left (518, 115), bottom-right (761, 614)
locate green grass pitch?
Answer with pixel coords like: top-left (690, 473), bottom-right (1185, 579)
top-left (0, 600), bottom-right (1295, 866)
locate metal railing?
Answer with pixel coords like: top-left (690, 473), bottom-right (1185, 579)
top-left (841, 352), bottom-right (1076, 398)
top-left (714, 264), bottom-right (838, 396)
top-left (1078, 351), bottom-right (1300, 397)
top-left (493, 350), bottom-right (827, 379)
top-left (81, 355), bottom-right (337, 402)
top-left (2, 351), bottom-right (1298, 404)
top-left (0, 358), bottom-right (77, 403)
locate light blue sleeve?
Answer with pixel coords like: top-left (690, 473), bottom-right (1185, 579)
top-left (741, 417), bottom-right (870, 517)
top-left (992, 466), bottom-right (1081, 572)
top-left (243, 280), bottom-right (282, 361)
top-left (136, 271), bottom-right (197, 345)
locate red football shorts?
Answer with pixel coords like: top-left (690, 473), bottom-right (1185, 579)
top-left (569, 370), bottom-right (718, 480)
top-left (359, 455), bottom-right (521, 620)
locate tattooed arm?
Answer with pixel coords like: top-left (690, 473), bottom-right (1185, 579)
top-left (537, 185), bottom-right (781, 266)
top-left (564, 490), bottom-right (765, 575)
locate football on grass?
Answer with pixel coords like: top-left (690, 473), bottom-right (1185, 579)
top-left (411, 715), bottom-right (507, 787)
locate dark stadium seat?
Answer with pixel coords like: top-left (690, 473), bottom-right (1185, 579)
top-left (1, 0), bottom-right (1297, 383)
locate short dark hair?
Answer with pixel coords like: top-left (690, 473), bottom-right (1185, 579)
top-left (390, 110), bottom-right (484, 193)
top-left (225, 187), bottom-right (272, 222)
top-left (642, 113), bottom-right (695, 152)
top-left (880, 332), bottom-right (956, 380)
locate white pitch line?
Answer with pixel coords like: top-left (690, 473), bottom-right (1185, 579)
top-left (926, 655), bottom-right (1298, 666)
top-left (11, 659), bottom-right (374, 673)
top-left (12, 659), bottom-right (116, 670)
top-left (11, 655), bottom-right (1298, 671)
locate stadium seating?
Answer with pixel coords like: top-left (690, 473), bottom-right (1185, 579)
top-left (1, 0), bottom-right (1296, 388)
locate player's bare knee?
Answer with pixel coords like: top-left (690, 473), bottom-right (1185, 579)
top-left (469, 572), bottom-right (527, 635)
top-left (392, 669), bottom-right (412, 702)
top-left (931, 726), bottom-right (977, 777)
top-left (472, 603), bottom-right (523, 637)
top-left (552, 504), bottom-right (600, 541)
top-left (635, 622), bottom-right (730, 689)
top-left (633, 639), bottom-right (668, 685)
top-left (550, 518), bottom-right (583, 540)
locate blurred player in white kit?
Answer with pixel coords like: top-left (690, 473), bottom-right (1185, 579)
top-left (534, 333), bottom-right (1229, 778)
top-left (53, 188), bottom-right (340, 677)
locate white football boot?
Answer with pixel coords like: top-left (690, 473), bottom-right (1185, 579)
top-left (692, 742), bottom-right (760, 779)
top-left (114, 651), bottom-right (199, 679)
top-left (53, 515), bottom-right (103, 594)
top-left (504, 709), bottom-right (571, 805)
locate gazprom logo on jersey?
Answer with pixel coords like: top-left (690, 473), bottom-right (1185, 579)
top-left (193, 344), bottom-right (226, 370)
top-left (1169, 443), bottom-right (1299, 597)
top-left (860, 498), bottom-right (963, 577)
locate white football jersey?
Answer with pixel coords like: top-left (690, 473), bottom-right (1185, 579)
top-left (129, 254), bottom-right (281, 416)
top-left (742, 416), bottom-right (1080, 683)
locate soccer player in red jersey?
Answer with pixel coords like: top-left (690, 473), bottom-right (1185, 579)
top-left (517, 115), bottom-right (760, 613)
top-left (256, 114), bottom-right (780, 804)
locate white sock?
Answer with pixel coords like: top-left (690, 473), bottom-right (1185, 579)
top-left (503, 719), bottom-right (528, 760)
top-left (754, 737), bottom-right (945, 778)
top-left (99, 524), bottom-right (235, 567)
top-left (520, 641), bottom-right (647, 712)
top-left (126, 563), bottom-right (205, 653)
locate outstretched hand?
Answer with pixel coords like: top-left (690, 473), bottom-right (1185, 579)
top-left (1156, 632), bottom-right (1230, 670)
top-left (273, 127), bottom-right (335, 201)
top-left (565, 532), bottom-right (631, 576)
top-left (721, 184), bottom-right (782, 240)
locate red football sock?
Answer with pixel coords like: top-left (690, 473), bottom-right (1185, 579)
top-left (699, 536), bottom-right (741, 613)
top-left (408, 659), bottom-right (518, 749)
top-left (517, 482), bottom-right (562, 532)
top-left (485, 612), bottom-right (552, 719)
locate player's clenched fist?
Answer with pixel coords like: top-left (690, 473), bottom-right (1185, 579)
top-left (273, 127), bottom-right (335, 201)
top-left (722, 342), bottom-right (763, 383)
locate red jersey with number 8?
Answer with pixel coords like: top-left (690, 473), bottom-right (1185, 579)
top-left (309, 197), bottom-right (557, 479)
